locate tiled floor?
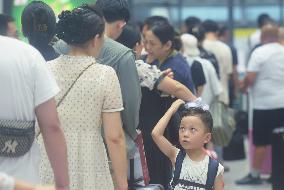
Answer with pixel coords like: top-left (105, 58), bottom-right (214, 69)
top-left (223, 138), bottom-right (272, 190)
top-left (224, 160), bottom-right (271, 190)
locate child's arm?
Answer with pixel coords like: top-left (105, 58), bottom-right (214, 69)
top-left (152, 99), bottom-right (184, 163)
top-left (214, 174), bottom-right (224, 190)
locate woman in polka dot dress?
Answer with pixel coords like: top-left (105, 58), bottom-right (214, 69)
top-left (38, 5), bottom-right (128, 190)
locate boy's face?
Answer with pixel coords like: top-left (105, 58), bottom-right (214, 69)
top-left (179, 116), bottom-right (211, 150)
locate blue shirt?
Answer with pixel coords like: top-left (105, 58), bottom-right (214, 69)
top-left (150, 51), bottom-right (195, 93)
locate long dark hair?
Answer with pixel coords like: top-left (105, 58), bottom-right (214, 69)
top-left (21, 1), bottom-right (56, 49)
top-left (150, 22), bottom-right (175, 45)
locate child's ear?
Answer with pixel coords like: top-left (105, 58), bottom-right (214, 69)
top-left (204, 133), bottom-right (212, 144)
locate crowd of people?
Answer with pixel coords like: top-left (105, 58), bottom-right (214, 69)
top-left (1, 0), bottom-right (284, 190)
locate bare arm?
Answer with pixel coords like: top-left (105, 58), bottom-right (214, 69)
top-left (35, 98), bottom-right (69, 190)
top-left (157, 77), bottom-right (197, 102)
top-left (240, 72), bottom-right (257, 92)
top-left (196, 85), bottom-right (204, 97)
top-left (103, 112), bottom-right (128, 190)
top-left (152, 100), bottom-right (184, 164)
top-left (213, 174), bottom-right (224, 190)
top-left (14, 181), bottom-right (55, 190)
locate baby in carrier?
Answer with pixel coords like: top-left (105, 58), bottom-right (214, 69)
top-left (152, 99), bottom-right (224, 190)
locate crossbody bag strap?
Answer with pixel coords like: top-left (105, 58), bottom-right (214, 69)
top-left (56, 62), bottom-right (95, 108)
top-left (37, 62), bottom-right (95, 137)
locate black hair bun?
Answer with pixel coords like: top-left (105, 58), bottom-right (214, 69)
top-left (56, 9), bottom-right (94, 45)
top-left (56, 5), bottom-right (104, 45)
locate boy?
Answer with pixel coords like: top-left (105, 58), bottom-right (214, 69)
top-left (152, 99), bottom-right (224, 190)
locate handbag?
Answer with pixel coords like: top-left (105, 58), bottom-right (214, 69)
top-left (0, 120), bottom-right (35, 157)
top-left (223, 129), bottom-right (246, 161)
top-left (210, 98), bottom-right (236, 147)
top-left (0, 61), bottom-right (95, 157)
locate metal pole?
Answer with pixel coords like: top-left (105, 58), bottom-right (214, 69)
top-left (228, 0), bottom-right (234, 45)
top-left (178, 0), bottom-right (182, 29)
top-left (240, 0), bottom-right (247, 25)
top-left (280, 0), bottom-right (284, 26)
top-left (0, 0), bottom-right (3, 13)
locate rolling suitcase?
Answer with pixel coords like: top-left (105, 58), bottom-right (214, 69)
top-left (272, 127), bottom-right (284, 190)
top-left (129, 158), bottom-right (165, 190)
top-left (128, 132), bottom-right (164, 190)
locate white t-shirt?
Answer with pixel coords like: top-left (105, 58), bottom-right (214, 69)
top-left (0, 172), bottom-right (15, 190)
top-left (186, 56), bottom-right (222, 106)
top-left (247, 43), bottom-right (284, 109)
top-left (173, 150), bottom-right (224, 190)
top-left (248, 30), bottom-right (261, 50)
top-left (203, 40), bottom-right (233, 105)
top-left (0, 36), bottom-right (59, 184)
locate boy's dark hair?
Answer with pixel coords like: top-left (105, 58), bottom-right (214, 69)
top-left (21, 1), bottom-right (56, 47)
top-left (0, 14), bottom-right (14, 35)
top-left (202, 19), bottom-right (219, 33)
top-left (56, 5), bottom-right (105, 45)
top-left (179, 106), bottom-right (213, 133)
top-left (257, 13), bottom-right (272, 28)
top-left (143, 16), bottom-right (169, 29)
top-left (116, 22), bottom-right (141, 49)
top-left (93, 0), bottom-right (130, 23)
top-left (184, 16), bottom-right (201, 34)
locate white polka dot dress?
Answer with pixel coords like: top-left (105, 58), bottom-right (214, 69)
top-left (38, 55), bottom-right (123, 190)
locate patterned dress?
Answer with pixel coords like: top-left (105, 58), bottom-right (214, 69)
top-left (39, 55), bottom-right (123, 190)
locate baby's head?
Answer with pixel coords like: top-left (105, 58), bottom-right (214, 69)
top-left (178, 107), bottom-right (213, 150)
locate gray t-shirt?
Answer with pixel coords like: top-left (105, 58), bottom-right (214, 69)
top-left (98, 37), bottom-right (141, 158)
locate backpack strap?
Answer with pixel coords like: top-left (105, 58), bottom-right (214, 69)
top-left (205, 156), bottom-right (219, 190)
top-left (170, 149), bottom-right (186, 189)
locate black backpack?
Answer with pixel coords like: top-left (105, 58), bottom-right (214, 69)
top-left (170, 149), bottom-right (219, 190)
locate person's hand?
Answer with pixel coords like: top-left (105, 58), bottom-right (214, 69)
top-left (162, 68), bottom-right (174, 78)
top-left (169, 99), bottom-right (185, 113)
